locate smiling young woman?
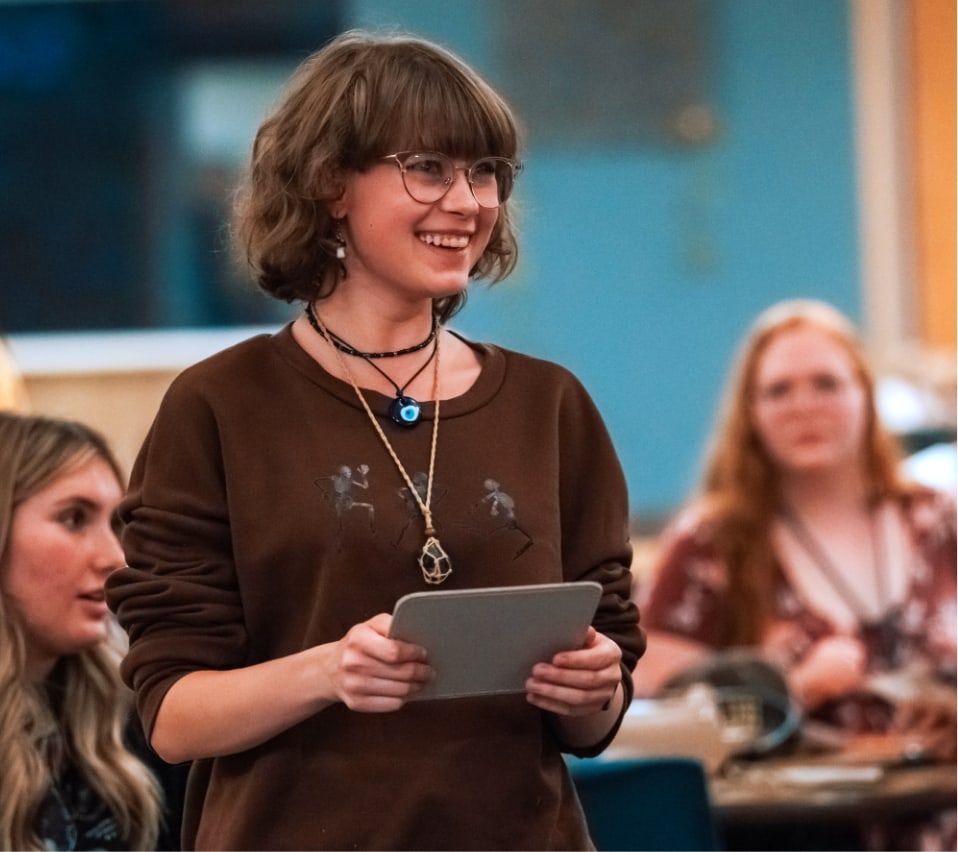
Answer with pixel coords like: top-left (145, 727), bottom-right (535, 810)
top-left (105, 29), bottom-right (642, 852)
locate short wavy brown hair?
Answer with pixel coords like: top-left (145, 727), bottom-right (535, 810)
top-left (233, 30), bottom-right (523, 322)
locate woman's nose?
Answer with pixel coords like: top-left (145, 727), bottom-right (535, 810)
top-left (792, 384), bottom-right (828, 410)
top-left (94, 523), bottom-right (126, 574)
top-left (439, 168), bottom-right (480, 211)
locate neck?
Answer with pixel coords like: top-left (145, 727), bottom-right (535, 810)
top-left (778, 466), bottom-right (869, 518)
top-left (311, 294), bottom-right (437, 357)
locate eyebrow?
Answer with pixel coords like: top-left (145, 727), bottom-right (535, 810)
top-left (50, 495), bottom-right (104, 512)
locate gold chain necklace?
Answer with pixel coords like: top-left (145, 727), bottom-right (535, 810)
top-left (314, 311), bottom-right (452, 584)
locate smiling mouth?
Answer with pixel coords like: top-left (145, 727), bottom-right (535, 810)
top-left (419, 233), bottom-right (469, 249)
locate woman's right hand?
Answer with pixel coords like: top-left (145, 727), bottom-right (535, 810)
top-left (323, 613), bottom-right (433, 712)
top-left (151, 614), bottom-right (433, 762)
top-left (790, 635), bottom-right (867, 710)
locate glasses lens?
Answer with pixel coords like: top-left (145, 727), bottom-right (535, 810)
top-left (399, 153), bottom-right (452, 204)
top-left (397, 153), bottom-right (518, 207)
top-left (467, 159), bottom-right (506, 207)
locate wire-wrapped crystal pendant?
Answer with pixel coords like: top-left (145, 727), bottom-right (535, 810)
top-left (419, 536), bottom-right (452, 584)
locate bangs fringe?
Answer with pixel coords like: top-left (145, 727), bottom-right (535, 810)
top-left (341, 47), bottom-right (518, 167)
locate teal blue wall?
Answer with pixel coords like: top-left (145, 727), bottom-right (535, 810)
top-left (350, 0), bottom-right (860, 519)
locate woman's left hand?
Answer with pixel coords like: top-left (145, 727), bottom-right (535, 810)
top-left (525, 627), bottom-right (622, 717)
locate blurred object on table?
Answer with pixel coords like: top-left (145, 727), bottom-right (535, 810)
top-left (661, 650), bottom-right (802, 760)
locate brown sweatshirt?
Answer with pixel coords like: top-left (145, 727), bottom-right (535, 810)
top-left (107, 324), bottom-right (644, 851)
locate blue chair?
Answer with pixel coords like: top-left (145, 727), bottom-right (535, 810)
top-left (568, 756), bottom-right (721, 851)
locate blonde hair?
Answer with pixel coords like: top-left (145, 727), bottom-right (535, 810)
top-left (0, 412), bottom-right (161, 851)
top-left (694, 299), bottom-right (905, 644)
top-left (233, 29), bottom-right (522, 322)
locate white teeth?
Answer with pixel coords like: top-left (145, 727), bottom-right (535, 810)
top-left (420, 233), bottom-right (469, 248)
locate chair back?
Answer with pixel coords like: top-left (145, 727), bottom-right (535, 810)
top-left (568, 756), bottom-right (721, 851)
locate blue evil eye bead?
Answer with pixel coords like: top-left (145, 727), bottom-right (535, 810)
top-left (390, 395), bottom-right (421, 427)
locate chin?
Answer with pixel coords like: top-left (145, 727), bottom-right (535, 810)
top-left (783, 457), bottom-right (843, 475)
top-left (70, 626), bottom-right (111, 652)
top-left (432, 277), bottom-right (470, 297)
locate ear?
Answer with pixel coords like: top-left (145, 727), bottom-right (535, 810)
top-left (329, 195), bottom-right (348, 220)
top-left (328, 172), bottom-right (350, 219)
top-left (307, 157), bottom-right (348, 218)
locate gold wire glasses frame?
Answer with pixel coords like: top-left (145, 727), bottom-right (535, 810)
top-left (382, 151), bottom-right (522, 208)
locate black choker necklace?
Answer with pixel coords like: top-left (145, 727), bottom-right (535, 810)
top-left (305, 302), bottom-right (437, 359)
top-left (305, 305), bottom-right (438, 427)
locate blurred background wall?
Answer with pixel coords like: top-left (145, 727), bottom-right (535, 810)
top-left (2, 0), bottom-right (954, 524)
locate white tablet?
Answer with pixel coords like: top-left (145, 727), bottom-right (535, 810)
top-left (389, 581), bottom-right (602, 700)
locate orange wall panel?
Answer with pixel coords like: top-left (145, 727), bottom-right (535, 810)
top-left (911, 0), bottom-right (957, 352)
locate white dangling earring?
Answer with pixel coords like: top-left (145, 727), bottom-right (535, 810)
top-left (334, 225), bottom-right (346, 259)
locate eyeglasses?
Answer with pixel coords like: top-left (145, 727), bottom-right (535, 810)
top-left (381, 151), bottom-right (522, 208)
top-left (753, 374), bottom-right (854, 407)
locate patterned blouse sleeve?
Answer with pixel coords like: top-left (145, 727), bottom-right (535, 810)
top-left (908, 489), bottom-right (958, 675)
top-left (642, 509), bottom-right (728, 649)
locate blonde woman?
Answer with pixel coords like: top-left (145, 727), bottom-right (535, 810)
top-left (0, 412), bottom-right (164, 850)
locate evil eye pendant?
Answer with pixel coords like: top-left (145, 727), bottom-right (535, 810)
top-left (389, 395), bottom-right (421, 427)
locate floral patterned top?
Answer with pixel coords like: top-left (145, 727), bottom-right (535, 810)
top-left (643, 488), bottom-right (957, 731)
